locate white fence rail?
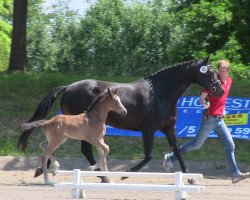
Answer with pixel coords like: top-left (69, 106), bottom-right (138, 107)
top-left (54, 169), bottom-right (205, 200)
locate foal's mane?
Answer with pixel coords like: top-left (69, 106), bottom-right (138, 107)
top-left (86, 89), bottom-right (110, 112)
top-left (145, 59), bottom-right (196, 79)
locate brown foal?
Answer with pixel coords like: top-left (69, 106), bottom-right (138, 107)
top-left (21, 88), bottom-right (127, 185)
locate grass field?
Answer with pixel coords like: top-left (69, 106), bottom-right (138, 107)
top-left (0, 71), bottom-right (249, 164)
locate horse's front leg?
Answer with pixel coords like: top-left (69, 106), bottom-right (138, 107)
top-left (161, 116), bottom-right (188, 173)
top-left (81, 140), bottom-right (111, 183)
top-left (162, 122), bottom-right (196, 184)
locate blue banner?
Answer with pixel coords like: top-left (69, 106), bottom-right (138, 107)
top-left (106, 96), bottom-right (250, 140)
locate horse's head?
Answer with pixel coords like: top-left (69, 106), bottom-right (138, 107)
top-left (107, 88), bottom-right (127, 116)
top-left (196, 56), bottom-right (224, 97)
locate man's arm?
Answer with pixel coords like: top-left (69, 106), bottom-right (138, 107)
top-left (200, 92), bottom-right (210, 109)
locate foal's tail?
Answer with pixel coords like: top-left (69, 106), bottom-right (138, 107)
top-left (21, 120), bottom-right (48, 131)
top-left (17, 86), bottom-right (67, 152)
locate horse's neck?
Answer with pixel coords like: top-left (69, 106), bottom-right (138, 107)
top-left (151, 65), bottom-right (194, 101)
top-left (88, 101), bottom-right (110, 124)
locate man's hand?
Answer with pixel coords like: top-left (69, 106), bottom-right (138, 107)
top-left (200, 92), bottom-right (210, 109)
top-left (202, 101), bottom-right (210, 109)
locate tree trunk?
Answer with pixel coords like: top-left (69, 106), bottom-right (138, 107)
top-left (8, 0), bottom-right (27, 71)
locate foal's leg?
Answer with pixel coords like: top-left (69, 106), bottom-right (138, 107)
top-left (81, 141), bottom-right (96, 166)
top-left (89, 139), bottom-right (110, 171)
top-left (89, 147), bottom-right (103, 171)
top-left (34, 142), bottom-right (49, 178)
top-left (96, 139), bottom-right (109, 171)
top-left (35, 144), bottom-right (59, 178)
top-left (81, 140), bottom-right (111, 183)
top-left (40, 143), bottom-right (57, 185)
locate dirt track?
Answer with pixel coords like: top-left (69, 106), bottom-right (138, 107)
top-left (0, 156), bottom-right (249, 200)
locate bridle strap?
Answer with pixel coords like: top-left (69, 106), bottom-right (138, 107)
top-left (209, 80), bottom-right (221, 93)
top-left (210, 80), bottom-right (221, 87)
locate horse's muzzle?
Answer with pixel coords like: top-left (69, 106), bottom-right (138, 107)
top-left (120, 109), bottom-right (127, 116)
top-left (213, 88), bottom-right (224, 97)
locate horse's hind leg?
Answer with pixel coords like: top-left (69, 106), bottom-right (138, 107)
top-left (89, 147), bottom-right (102, 171)
top-left (81, 141), bottom-right (96, 166)
top-left (121, 131), bottom-right (154, 180)
top-left (133, 131), bottom-right (154, 171)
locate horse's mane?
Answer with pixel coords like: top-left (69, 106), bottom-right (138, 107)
top-left (86, 89), bottom-right (109, 112)
top-left (145, 59), bottom-right (196, 79)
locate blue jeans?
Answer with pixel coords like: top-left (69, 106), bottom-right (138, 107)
top-left (168, 115), bottom-right (241, 176)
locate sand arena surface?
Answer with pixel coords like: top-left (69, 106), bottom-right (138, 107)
top-left (0, 156), bottom-right (249, 200)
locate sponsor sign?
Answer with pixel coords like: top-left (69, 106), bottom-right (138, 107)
top-left (106, 96), bottom-right (250, 140)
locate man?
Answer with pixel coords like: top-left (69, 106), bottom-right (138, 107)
top-left (163, 60), bottom-right (249, 183)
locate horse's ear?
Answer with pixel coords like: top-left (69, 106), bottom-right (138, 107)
top-left (107, 87), bottom-right (112, 95)
top-left (113, 88), bottom-right (119, 95)
top-left (203, 55), bottom-right (210, 65)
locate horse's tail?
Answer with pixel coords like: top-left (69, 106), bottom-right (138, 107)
top-left (17, 86), bottom-right (67, 152)
top-left (21, 120), bottom-right (48, 131)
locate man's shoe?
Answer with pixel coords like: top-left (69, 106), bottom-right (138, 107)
top-left (163, 153), bottom-right (173, 172)
top-left (232, 172), bottom-right (250, 183)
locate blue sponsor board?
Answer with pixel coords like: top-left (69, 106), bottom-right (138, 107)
top-left (106, 96), bottom-right (250, 140)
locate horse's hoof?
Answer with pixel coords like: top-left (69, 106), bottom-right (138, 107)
top-left (89, 164), bottom-right (98, 171)
top-left (188, 178), bottom-right (198, 185)
top-left (45, 180), bottom-right (56, 186)
top-left (121, 176), bottom-right (128, 181)
top-left (100, 176), bottom-right (112, 183)
top-left (34, 168), bottom-right (43, 178)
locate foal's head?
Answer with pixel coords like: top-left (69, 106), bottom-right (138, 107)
top-left (106, 88), bottom-right (127, 116)
top-left (87, 88), bottom-right (127, 116)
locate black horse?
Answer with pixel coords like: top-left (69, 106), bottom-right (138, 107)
top-left (18, 56), bottom-right (224, 182)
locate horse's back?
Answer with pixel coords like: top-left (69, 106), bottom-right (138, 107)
top-left (61, 79), bottom-right (115, 115)
top-left (60, 78), bottom-right (159, 131)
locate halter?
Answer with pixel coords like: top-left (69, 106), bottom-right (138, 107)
top-left (209, 79), bottom-right (221, 93)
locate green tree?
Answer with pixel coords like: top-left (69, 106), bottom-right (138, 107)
top-left (121, 1), bottom-right (171, 75)
top-left (8, 0), bottom-right (28, 71)
top-left (77, 0), bottom-right (171, 75)
top-left (27, 0), bottom-right (55, 71)
top-left (49, 1), bottom-right (80, 72)
top-left (0, 0), bottom-right (12, 71)
top-left (230, 0), bottom-right (250, 64)
top-left (167, 0), bottom-right (233, 63)
top-left (27, 0), bottom-right (80, 71)
top-left (78, 0), bottom-right (127, 75)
